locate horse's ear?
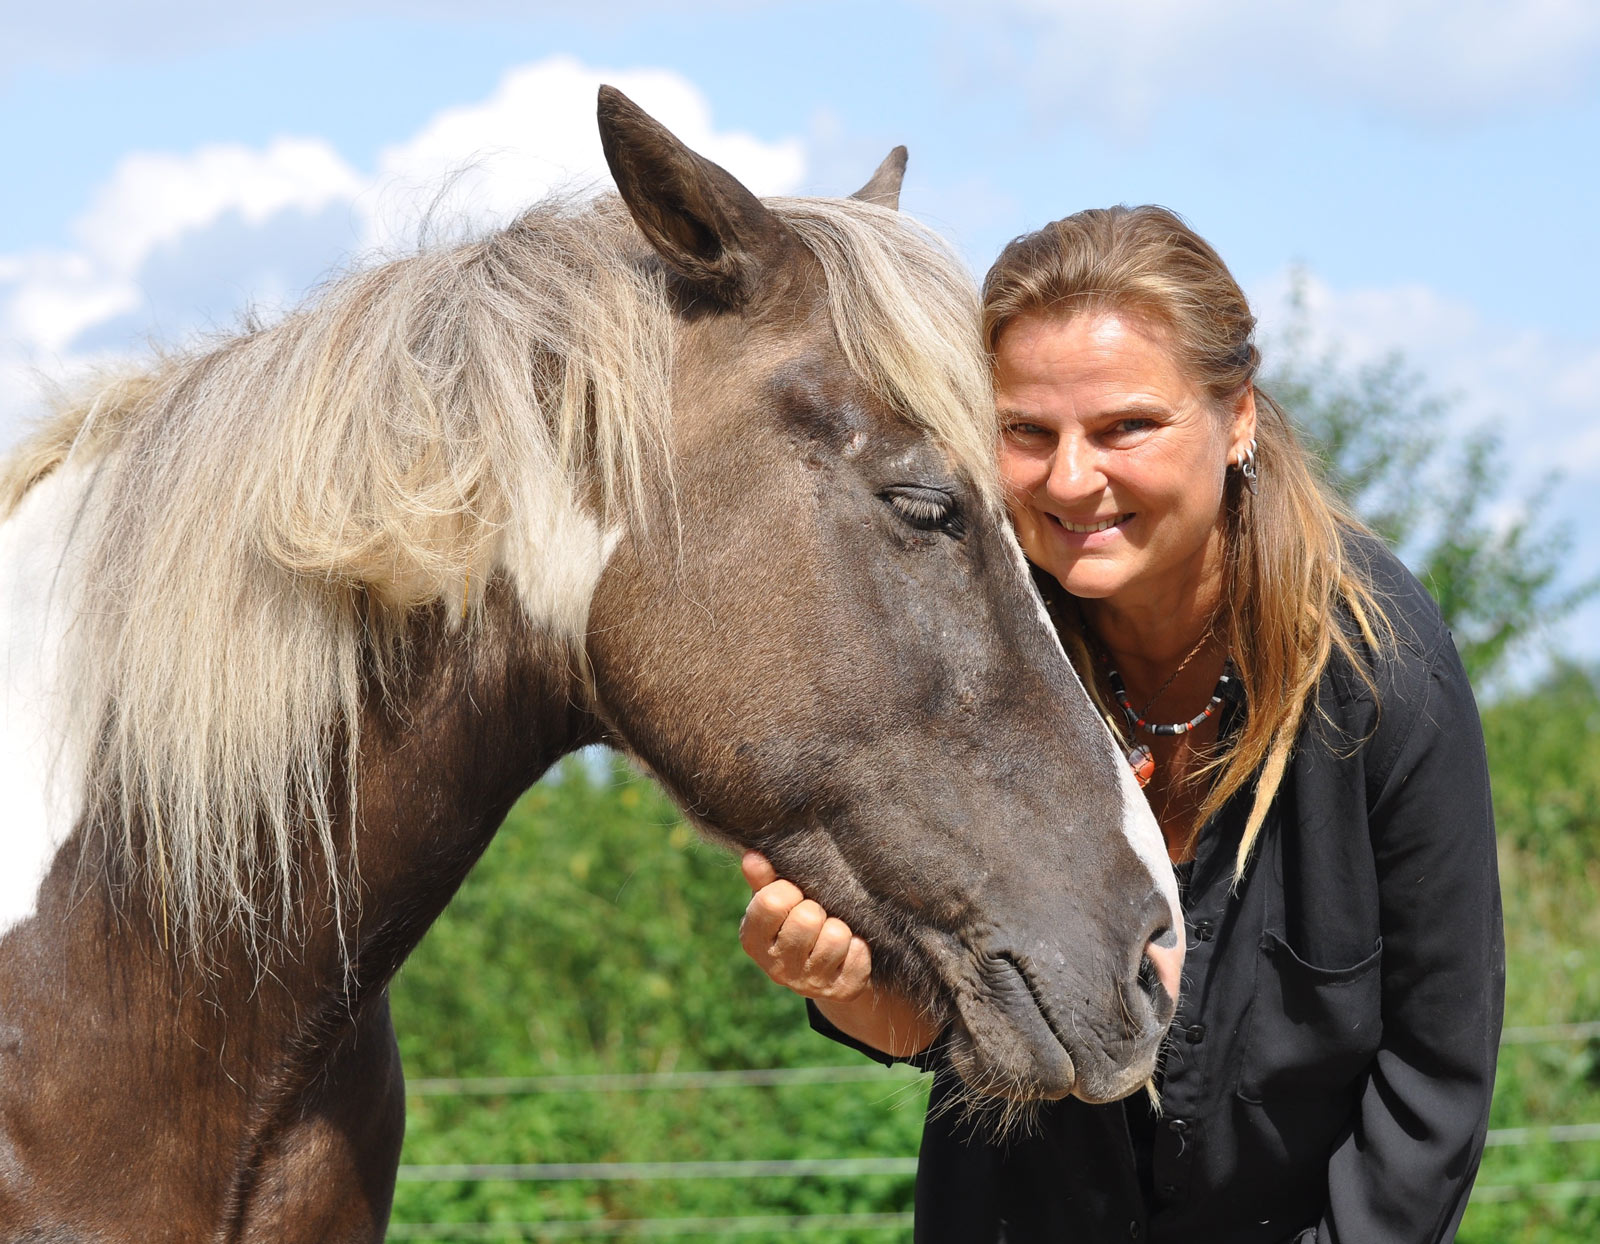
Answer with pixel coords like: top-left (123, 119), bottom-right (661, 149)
top-left (850, 147), bottom-right (907, 210)
top-left (597, 85), bottom-right (794, 305)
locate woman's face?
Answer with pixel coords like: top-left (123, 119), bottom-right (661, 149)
top-left (995, 310), bottom-right (1255, 612)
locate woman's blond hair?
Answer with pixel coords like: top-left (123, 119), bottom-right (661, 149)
top-left (982, 205), bottom-right (1393, 877)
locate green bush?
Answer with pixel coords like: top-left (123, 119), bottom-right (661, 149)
top-left (1480, 663), bottom-right (1600, 865)
top-left (388, 754), bottom-right (926, 1240)
top-left (1459, 663), bottom-right (1600, 1241)
top-left (390, 659), bottom-right (1600, 1240)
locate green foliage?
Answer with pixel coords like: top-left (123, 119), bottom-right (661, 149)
top-left (388, 755), bottom-right (927, 1240)
top-left (389, 678), bottom-right (1600, 1241)
top-left (393, 755), bottom-right (804, 1078)
top-left (1480, 662), bottom-right (1600, 866)
top-left (385, 305), bottom-right (1600, 1235)
top-left (1458, 663), bottom-right (1600, 1242)
top-left (1264, 277), bottom-right (1597, 684)
top-left (1462, 843), bottom-right (1600, 1242)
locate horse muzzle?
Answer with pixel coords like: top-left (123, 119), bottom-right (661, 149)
top-left (939, 902), bottom-right (1182, 1105)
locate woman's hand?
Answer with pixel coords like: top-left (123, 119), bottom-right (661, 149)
top-left (738, 851), bottom-right (940, 1058)
top-left (739, 851), bottom-right (872, 1002)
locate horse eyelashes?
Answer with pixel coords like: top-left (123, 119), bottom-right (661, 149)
top-left (893, 495), bottom-right (948, 524)
top-left (885, 487), bottom-right (958, 531)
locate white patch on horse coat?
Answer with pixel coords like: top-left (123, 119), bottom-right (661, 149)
top-left (1111, 731), bottom-right (1183, 924)
top-left (999, 525), bottom-right (1179, 922)
top-left (495, 481), bottom-right (620, 644)
top-left (0, 463), bottom-right (94, 940)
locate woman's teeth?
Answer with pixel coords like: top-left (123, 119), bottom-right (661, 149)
top-left (1057, 514), bottom-right (1126, 534)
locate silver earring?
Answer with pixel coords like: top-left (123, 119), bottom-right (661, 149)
top-left (1236, 439), bottom-right (1259, 496)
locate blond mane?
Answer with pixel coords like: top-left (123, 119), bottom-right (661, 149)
top-left (1, 192), bottom-right (994, 952)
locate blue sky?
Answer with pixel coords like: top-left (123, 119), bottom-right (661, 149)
top-left (3, 1), bottom-right (1597, 669)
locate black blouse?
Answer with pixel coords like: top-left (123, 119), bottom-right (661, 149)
top-left (811, 543), bottom-right (1504, 1243)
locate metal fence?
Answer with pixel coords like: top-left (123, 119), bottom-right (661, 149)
top-left (389, 1021), bottom-right (1600, 1239)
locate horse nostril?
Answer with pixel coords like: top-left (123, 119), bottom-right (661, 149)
top-left (1132, 888), bottom-right (1185, 1011)
top-left (1140, 929), bottom-right (1184, 1008)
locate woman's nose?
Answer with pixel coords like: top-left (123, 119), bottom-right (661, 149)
top-left (1045, 435), bottom-right (1103, 502)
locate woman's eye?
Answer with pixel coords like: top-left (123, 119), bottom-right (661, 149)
top-left (884, 486), bottom-right (960, 533)
top-left (1114, 417), bottom-right (1156, 435)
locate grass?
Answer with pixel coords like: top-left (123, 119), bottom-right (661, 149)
top-left (1460, 848), bottom-right (1600, 1242)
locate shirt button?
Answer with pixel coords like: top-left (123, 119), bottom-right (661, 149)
top-left (1168, 1118), bottom-right (1189, 1134)
top-left (1185, 1024), bottom-right (1207, 1044)
top-left (1193, 919), bottom-right (1214, 942)
top-left (1128, 1222), bottom-right (1142, 1239)
top-left (1159, 1184), bottom-right (1178, 1199)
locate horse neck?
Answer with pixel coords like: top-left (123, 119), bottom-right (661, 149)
top-left (302, 582), bottom-right (601, 1007)
top-left (51, 582), bottom-right (599, 1125)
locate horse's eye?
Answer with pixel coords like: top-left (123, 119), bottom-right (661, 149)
top-left (884, 486), bottom-right (959, 533)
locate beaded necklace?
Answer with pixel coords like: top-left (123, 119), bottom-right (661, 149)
top-left (1108, 659), bottom-right (1236, 736)
top-left (1103, 656), bottom-right (1237, 788)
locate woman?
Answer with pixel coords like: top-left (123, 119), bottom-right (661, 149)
top-left (738, 206), bottom-right (1504, 1243)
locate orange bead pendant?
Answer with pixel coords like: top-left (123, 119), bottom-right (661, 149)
top-left (1127, 743), bottom-right (1155, 788)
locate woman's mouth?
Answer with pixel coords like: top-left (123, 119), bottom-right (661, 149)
top-left (1050, 513), bottom-right (1132, 535)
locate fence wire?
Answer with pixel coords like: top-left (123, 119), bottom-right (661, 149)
top-left (408, 1020), bottom-right (1600, 1102)
top-left (397, 1157), bottom-right (919, 1183)
top-left (387, 1211), bottom-right (913, 1239)
top-left (1499, 1021), bottom-right (1600, 1044)
top-left (408, 1065), bottom-right (910, 1097)
top-left (394, 1017), bottom-right (1600, 1231)
top-left (1471, 1179), bottom-right (1600, 1204)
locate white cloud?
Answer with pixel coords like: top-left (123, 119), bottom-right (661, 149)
top-left (73, 139), bottom-right (365, 276)
top-left (1, 138), bottom-right (361, 363)
top-left (366, 56), bottom-right (804, 250)
top-left (0, 58), bottom-right (807, 444)
top-left (1253, 268), bottom-right (1600, 477)
top-left (0, 254), bottom-right (139, 356)
top-left (942, 0), bottom-right (1600, 131)
top-left (1251, 266), bottom-right (1600, 663)
top-left (1552, 349), bottom-right (1600, 410)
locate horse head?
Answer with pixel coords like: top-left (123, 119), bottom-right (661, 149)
top-left (584, 89), bottom-right (1182, 1106)
top-left (0, 80), bottom-right (1194, 1240)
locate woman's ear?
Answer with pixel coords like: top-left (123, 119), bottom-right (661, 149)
top-left (1228, 386), bottom-right (1258, 464)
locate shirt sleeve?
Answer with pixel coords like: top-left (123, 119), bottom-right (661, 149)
top-left (805, 999), bottom-right (945, 1073)
top-left (805, 998), bottom-right (898, 1065)
top-left (1317, 640), bottom-right (1505, 1242)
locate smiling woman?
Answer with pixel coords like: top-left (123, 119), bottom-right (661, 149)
top-left (742, 204), bottom-right (1505, 1244)
top-left (995, 310), bottom-right (1254, 637)
top-left (983, 207), bottom-right (1397, 871)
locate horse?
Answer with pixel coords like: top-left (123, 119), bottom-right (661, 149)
top-left (0, 88), bottom-right (1181, 1241)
